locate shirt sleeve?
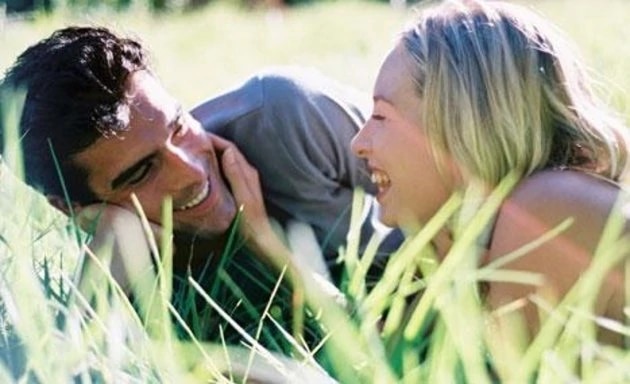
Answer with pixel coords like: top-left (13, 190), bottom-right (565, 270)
top-left (191, 67), bottom-right (386, 261)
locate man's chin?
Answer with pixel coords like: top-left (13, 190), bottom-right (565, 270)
top-left (172, 199), bottom-right (237, 240)
top-left (177, 216), bottom-right (236, 239)
top-left (173, 225), bottom-right (226, 240)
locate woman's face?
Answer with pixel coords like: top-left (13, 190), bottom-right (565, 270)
top-left (351, 43), bottom-right (459, 232)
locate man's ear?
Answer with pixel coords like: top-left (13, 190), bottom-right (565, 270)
top-left (47, 194), bottom-right (81, 216)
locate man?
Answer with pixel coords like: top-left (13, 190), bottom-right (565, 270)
top-left (1, 26), bottom-right (400, 342)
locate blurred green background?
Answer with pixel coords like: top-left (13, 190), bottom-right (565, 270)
top-left (1, 0), bottom-right (629, 122)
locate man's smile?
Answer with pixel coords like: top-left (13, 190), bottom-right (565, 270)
top-left (175, 180), bottom-right (210, 211)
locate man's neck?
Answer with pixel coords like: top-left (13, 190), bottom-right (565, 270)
top-left (172, 231), bottom-right (228, 277)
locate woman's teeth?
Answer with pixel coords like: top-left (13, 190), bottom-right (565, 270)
top-left (371, 170), bottom-right (391, 189)
top-left (176, 182), bottom-right (209, 211)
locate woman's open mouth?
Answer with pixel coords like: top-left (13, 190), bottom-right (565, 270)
top-left (371, 169), bottom-right (391, 200)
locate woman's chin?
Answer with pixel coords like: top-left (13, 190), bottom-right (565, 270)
top-left (376, 207), bottom-right (397, 229)
top-left (398, 216), bottom-right (424, 236)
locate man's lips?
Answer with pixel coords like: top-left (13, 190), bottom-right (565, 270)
top-left (174, 180), bottom-right (210, 211)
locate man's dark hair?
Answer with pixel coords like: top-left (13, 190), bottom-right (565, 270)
top-left (0, 26), bottom-right (149, 203)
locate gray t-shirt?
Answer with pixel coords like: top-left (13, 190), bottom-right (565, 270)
top-left (191, 67), bottom-right (399, 265)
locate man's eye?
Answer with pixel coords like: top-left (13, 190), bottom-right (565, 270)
top-left (127, 162), bottom-right (152, 186)
top-left (174, 115), bottom-right (189, 137)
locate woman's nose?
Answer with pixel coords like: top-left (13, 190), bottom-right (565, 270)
top-left (351, 127), bottom-right (370, 158)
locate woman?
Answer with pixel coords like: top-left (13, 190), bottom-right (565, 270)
top-left (351, 0), bottom-right (628, 344)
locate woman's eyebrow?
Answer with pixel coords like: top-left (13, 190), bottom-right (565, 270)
top-left (373, 95), bottom-right (394, 106)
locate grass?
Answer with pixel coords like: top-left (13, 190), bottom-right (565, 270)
top-left (1, 0), bottom-right (409, 106)
top-left (2, 1), bottom-right (628, 117)
top-left (0, 0), bottom-right (629, 383)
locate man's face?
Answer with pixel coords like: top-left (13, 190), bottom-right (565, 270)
top-left (73, 71), bottom-right (237, 238)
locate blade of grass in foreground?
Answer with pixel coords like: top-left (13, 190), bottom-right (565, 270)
top-left (516, 193), bottom-right (630, 382)
top-left (362, 193), bottom-right (463, 328)
top-left (403, 172), bottom-right (519, 341)
top-left (344, 188), bottom-right (368, 284)
top-left (188, 277), bottom-right (292, 378)
top-left (0, 89), bottom-right (25, 181)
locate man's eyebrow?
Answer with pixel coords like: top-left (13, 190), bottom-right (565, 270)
top-left (110, 153), bottom-right (155, 190)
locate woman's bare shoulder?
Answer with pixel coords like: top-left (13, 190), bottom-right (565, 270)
top-left (485, 169), bottom-right (628, 345)
top-left (507, 169), bottom-right (623, 211)
top-left (489, 170), bottom-right (630, 280)
top-left (495, 170), bottom-right (627, 245)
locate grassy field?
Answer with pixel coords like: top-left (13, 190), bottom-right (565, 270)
top-left (1, 0), bottom-right (629, 118)
top-left (0, 1), bottom-right (629, 383)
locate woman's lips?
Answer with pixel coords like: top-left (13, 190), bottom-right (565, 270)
top-left (370, 169), bottom-right (391, 200)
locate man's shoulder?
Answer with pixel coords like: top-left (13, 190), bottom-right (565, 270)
top-left (190, 66), bottom-right (369, 133)
top-left (253, 66), bottom-right (358, 98)
top-left (189, 73), bottom-right (265, 132)
top-left (258, 67), bottom-right (369, 114)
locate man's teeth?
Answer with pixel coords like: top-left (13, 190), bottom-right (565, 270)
top-left (177, 182), bottom-right (209, 211)
top-left (370, 171), bottom-right (391, 187)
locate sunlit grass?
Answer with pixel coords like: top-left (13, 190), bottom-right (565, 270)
top-left (1, 1), bottom-right (628, 120)
top-left (0, 140), bottom-right (628, 382)
top-left (0, 1), bottom-right (629, 383)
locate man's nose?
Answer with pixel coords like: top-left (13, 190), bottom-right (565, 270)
top-left (163, 145), bottom-right (205, 187)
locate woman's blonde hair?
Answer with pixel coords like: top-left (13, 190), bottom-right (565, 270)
top-left (401, 0), bottom-right (628, 184)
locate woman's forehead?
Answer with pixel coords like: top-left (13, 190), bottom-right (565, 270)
top-left (374, 44), bottom-right (423, 121)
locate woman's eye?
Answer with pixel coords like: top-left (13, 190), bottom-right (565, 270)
top-left (371, 114), bottom-right (386, 121)
top-left (127, 162), bottom-right (152, 186)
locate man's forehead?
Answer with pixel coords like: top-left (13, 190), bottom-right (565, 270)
top-left (72, 73), bottom-right (177, 196)
top-left (127, 71), bottom-right (176, 113)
